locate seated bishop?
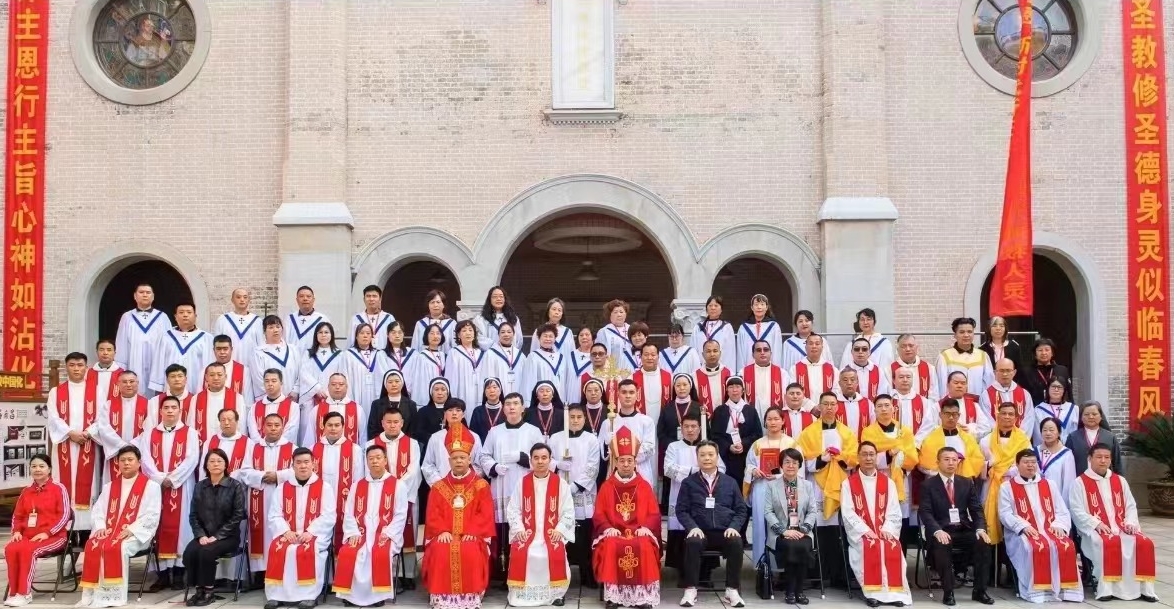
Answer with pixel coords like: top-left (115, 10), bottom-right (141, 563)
top-left (1069, 443), bottom-right (1158, 602)
top-left (998, 449), bottom-right (1083, 603)
top-left (263, 447), bottom-right (337, 609)
top-left (421, 427), bottom-right (495, 609)
top-left (592, 426), bottom-right (662, 609)
top-left (839, 441), bottom-right (912, 607)
top-left (334, 445), bottom-right (411, 607)
top-left (505, 443), bottom-right (576, 607)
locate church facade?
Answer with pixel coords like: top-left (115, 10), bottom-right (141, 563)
top-left (8, 1), bottom-right (1149, 428)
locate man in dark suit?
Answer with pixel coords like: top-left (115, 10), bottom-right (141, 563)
top-left (918, 446), bottom-right (995, 606)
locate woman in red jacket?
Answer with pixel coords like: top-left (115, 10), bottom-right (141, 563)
top-left (3, 453), bottom-right (70, 606)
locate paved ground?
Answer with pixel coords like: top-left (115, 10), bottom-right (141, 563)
top-left (5, 514), bottom-right (1174, 609)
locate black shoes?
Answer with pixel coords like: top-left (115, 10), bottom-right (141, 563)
top-left (972, 592), bottom-right (995, 605)
top-left (866, 599), bottom-right (881, 607)
top-left (1141, 596), bottom-right (1159, 603)
top-left (795, 593), bottom-right (809, 605)
top-left (263, 602), bottom-right (280, 609)
top-left (784, 594), bottom-right (797, 604)
top-left (942, 592), bottom-right (956, 606)
top-left (552, 598), bottom-right (565, 606)
top-left (296, 601), bottom-right (316, 609)
top-left (147, 572), bottom-right (171, 593)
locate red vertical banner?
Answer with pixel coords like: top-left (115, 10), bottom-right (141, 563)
top-left (1123, 0), bottom-right (1170, 426)
top-left (990, 0), bottom-right (1035, 318)
top-left (3, 0), bottom-right (49, 389)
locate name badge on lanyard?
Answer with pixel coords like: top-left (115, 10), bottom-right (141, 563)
top-left (27, 509), bottom-right (37, 528)
top-left (948, 507), bottom-right (961, 525)
top-left (704, 476), bottom-right (717, 509)
top-left (789, 510), bottom-right (800, 528)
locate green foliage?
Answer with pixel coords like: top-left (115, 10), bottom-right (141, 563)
top-left (1126, 414), bottom-right (1174, 480)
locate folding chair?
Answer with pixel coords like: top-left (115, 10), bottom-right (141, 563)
top-left (319, 541), bottom-right (335, 604)
top-left (128, 538), bottom-right (161, 602)
top-left (694, 549), bottom-right (726, 592)
top-left (763, 532), bottom-right (826, 600)
top-left (839, 524), bottom-right (860, 600)
top-left (2, 525), bottom-right (82, 602)
top-left (182, 532), bottom-right (250, 603)
top-left (913, 526), bottom-right (969, 600)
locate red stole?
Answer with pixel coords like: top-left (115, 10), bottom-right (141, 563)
top-left (742, 364), bottom-right (784, 408)
top-left (1079, 473), bottom-right (1156, 582)
top-left (892, 361), bottom-right (932, 398)
top-left (986, 385), bottom-right (1030, 425)
top-left (312, 440), bottom-right (356, 547)
top-left (782, 409), bottom-right (813, 437)
top-left (795, 361), bottom-right (834, 399)
top-left (56, 381), bottom-right (98, 509)
top-left (254, 397), bottom-right (294, 433)
top-left (207, 435), bottom-right (249, 473)
top-left (80, 474), bottom-right (150, 586)
top-left (194, 390), bottom-right (237, 445)
top-left (86, 368), bottom-right (121, 405)
top-left (508, 474), bottom-right (569, 587)
top-left (847, 473), bottom-right (903, 592)
top-left (837, 397), bottom-right (872, 438)
top-left (334, 476), bottom-right (399, 594)
top-left (150, 427), bottom-right (190, 558)
top-left (943, 396), bottom-right (980, 424)
top-left (265, 479), bottom-right (325, 586)
top-left (862, 365), bottom-right (882, 399)
top-left (227, 362), bottom-right (246, 397)
top-left (905, 395), bottom-right (927, 434)
top-left (157, 393), bottom-right (196, 424)
top-left (1009, 479), bottom-right (1080, 590)
top-left (392, 435), bottom-right (417, 551)
top-left (695, 367), bottom-right (731, 415)
top-left (315, 398), bottom-right (361, 445)
top-left (107, 396), bottom-right (149, 480)
top-left (632, 369), bottom-right (671, 415)
top-left (249, 443), bottom-right (294, 559)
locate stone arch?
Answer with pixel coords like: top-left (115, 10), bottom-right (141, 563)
top-left (962, 231), bottom-right (1107, 406)
top-left (68, 242), bottom-right (211, 354)
top-left (697, 223), bottom-right (823, 317)
top-left (350, 226), bottom-right (475, 310)
top-left (467, 174), bottom-right (708, 300)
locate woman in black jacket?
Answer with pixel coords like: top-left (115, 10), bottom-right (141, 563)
top-left (184, 449), bottom-right (247, 606)
top-left (709, 376), bottom-right (763, 485)
top-left (979, 316), bottom-right (1024, 370)
top-left (1020, 337), bottom-right (1072, 404)
top-left (367, 370), bottom-right (417, 442)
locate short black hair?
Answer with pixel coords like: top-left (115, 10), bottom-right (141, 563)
top-left (213, 334), bottom-right (232, 346)
top-left (165, 363), bottom-right (188, 377)
top-left (264, 368), bottom-right (284, 382)
top-left (936, 446), bottom-right (960, 459)
top-left (218, 408), bottom-right (239, 422)
top-left (296, 286), bottom-right (314, 295)
top-left (530, 443), bottom-right (552, 458)
top-left (263, 314), bottom-right (283, 329)
top-left (28, 453), bottom-right (50, 469)
top-left (366, 444), bottom-right (387, 458)
top-left (951, 317), bottom-right (977, 332)
top-left (322, 411), bottom-right (344, 426)
top-left (116, 445), bottom-right (141, 460)
top-left (95, 338), bottom-right (116, 350)
top-left (858, 441), bottom-right (878, 453)
top-left (363, 285), bottom-right (382, 296)
top-left (1015, 448), bottom-right (1038, 464)
top-left (696, 440), bottom-right (720, 453)
top-left (292, 447), bottom-right (314, 460)
top-left (1089, 443), bottom-right (1114, 458)
top-left (65, 352), bottom-right (88, 363)
top-left (782, 448), bottom-right (804, 464)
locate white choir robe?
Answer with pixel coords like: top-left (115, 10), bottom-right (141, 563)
top-left (479, 423), bottom-right (545, 522)
top-left (689, 320), bottom-right (738, 372)
top-left (116, 308), bottom-right (169, 397)
top-left (843, 361), bottom-right (892, 401)
top-left (565, 351), bottom-right (593, 405)
top-left (285, 310), bottom-right (331, 351)
top-left (633, 368), bottom-right (668, 424)
top-left (897, 393), bottom-right (941, 448)
top-left (265, 475), bottom-right (337, 602)
top-left (83, 476), bottom-right (162, 608)
top-left (475, 315), bottom-right (523, 353)
top-left (595, 324), bottom-right (632, 360)
top-left (1033, 402), bottom-right (1080, 446)
top-left (873, 434), bottom-right (913, 520)
top-left (188, 389), bottom-right (246, 446)
top-left (892, 358), bottom-right (941, 402)
top-left (299, 348), bottom-right (347, 407)
top-left (132, 423), bottom-right (200, 569)
top-left (200, 434), bottom-right (252, 481)
top-left (999, 476), bottom-right (1083, 603)
top-left (348, 311), bottom-right (396, 351)
top-left (619, 350), bottom-right (642, 379)
top-left (422, 428), bottom-right (485, 486)
top-left (211, 359), bottom-right (255, 405)
top-left (238, 439), bottom-right (295, 572)
top-left (403, 348), bottom-right (447, 402)
top-left (246, 395), bottom-right (301, 445)
top-left (341, 348), bottom-right (392, 414)
top-left (788, 359), bottom-right (834, 403)
top-left (482, 345), bottom-right (529, 398)
top-left (781, 334), bottom-right (834, 371)
top-left (745, 438), bottom-right (794, 564)
top-left (780, 406), bottom-right (815, 439)
top-left (597, 413), bottom-right (658, 486)
top-left (921, 397), bottom-right (993, 440)
top-left (337, 473), bottom-right (410, 606)
top-left (144, 391), bottom-right (192, 433)
top-left (447, 347), bottom-right (486, 418)
top-left (839, 333), bottom-right (895, 372)
top-left (520, 349), bottom-right (568, 406)
top-left (505, 474), bottom-right (576, 607)
top-left (839, 473), bottom-right (911, 605)
top-left (1069, 470), bottom-right (1156, 601)
top-left (252, 342), bottom-right (308, 402)
top-left (95, 396), bottom-right (149, 483)
top-left (548, 430), bottom-right (601, 520)
top-left (659, 346), bottom-right (701, 381)
top-left (665, 441), bottom-right (726, 532)
top-left (368, 433), bottom-right (421, 577)
top-left (302, 398), bottom-right (366, 447)
top-left (46, 381), bottom-right (103, 530)
top-left (530, 325), bottom-right (575, 363)
top-left (835, 393), bottom-right (874, 438)
top-left (736, 320), bottom-right (785, 369)
top-left (150, 329), bottom-right (214, 394)
top-left (213, 312), bottom-right (264, 367)
top-left (935, 349), bottom-right (995, 398)
top-left (314, 437), bottom-right (368, 503)
top-left (410, 317), bottom-right (456, 354)
top-left (749, 364), bottom-right (789, 422)
top-left (1036, 445), bottom-right (1077, 500)
top-left (980, 382), bottom-right (1036, 437)
top-left (90, 363), bottom-right (125, 404)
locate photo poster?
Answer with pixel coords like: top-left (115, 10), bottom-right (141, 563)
top-left (0, 400), bottom-right (51, 490)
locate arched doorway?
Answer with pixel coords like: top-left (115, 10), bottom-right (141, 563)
top-left (383, 261), bottom-right (461, 340)
top-left (97, 260), bottom-right (193, 342)
top-left (709, 257), bottom-right (795, 328)
top-left (499, 213), bottom-right (674, 348)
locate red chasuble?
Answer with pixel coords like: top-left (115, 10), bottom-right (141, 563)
top-left (334, 476), bottom-right (399, 595)
top-left (742, 364), bottom-right (784, 408)
top-left (794, 361), bottom-right (835, 400)
top-left (265, 479), bottom-right (325, 586)
top-left (107, 396), bottom-right (149, 479)
top-left (207, 435), bottom-right (248, 473)
top-left (315, 398), bottom-right (361, 445)
top-left (150, 427), bottom-right (191, 558)
top-left (694, 367), bottom-right (731, 414)
top-left (421, 473), bottom-right (495, 599)
top-left (80, 474), bottom-right (150, 587)
top-left (592, 473), bottom-right (661, 587)
top-left (56, 380), bottom-right (99, 509)
top-left (1009, 479), bottom-right (1080, 590)
top-left (507, 474), bottom-right (569, 588)
top-left (631, 370), bottom-right (671, 415)
top-left (837, 397), bottom-right (873, 438)
top-left (1078, 473), bottom-right (1156, 582)
top-left (193, 390), bottom-right (238, 445)
top-left (985, 385), bottom-right (1030, 425)
top-left (312, 441), bottom-right (356, 547)
top-left (847, 473), bottom-right (903, 592)
top-left (891, 361), bottom-right (932, 398)
top-left (249, 443), bottom-right (294, 559)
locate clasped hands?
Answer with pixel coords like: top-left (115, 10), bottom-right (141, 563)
top-left (282, 531), bottom-right (314, 544)
top-left (436, 532), bottom-right (478, 543)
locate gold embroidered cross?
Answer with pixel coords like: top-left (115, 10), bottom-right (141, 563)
top-left (619, 546), bottom-right (639, 578)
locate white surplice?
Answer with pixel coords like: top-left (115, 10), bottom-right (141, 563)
top-left (149, 328), bottom-right (214, 394)
top-left (238, 438), bottom-right (295, 572)
top-left (81, 475), bottom-right (162, 607)
top-left (735, 320), bottom-right (784, 369)
top-left (446, 346), bottom-right (486, 417)
top-left (980, 382), bottom-right (1036, 437)
top-left (475, 314), bottom-right (523, 353)
top-left (505, 474), bottom-right (575, 606)
top-left (781, 334), bottom-right (834, 371)
top-left (264, 474), bottom-right (337, 602)
top-left (188, 388), bottom-right (246, 446)
top-left (90, 363), bottom-right (125, 404)
top-left (548, 430), bottom-right (601, 520)
top-left (403, 348), bottom-right (447, 403)
top-left (689, 319), bottom-right (737, 372)
top-left (422, 428), bottom-right (485, 486)
top-left (1069, 469), bottom-right (1157, 601)
top-left (115, 308), bottom-right (169, 397)
top-left (839, 472), bottom-right (911, 605)
top-left (94, 395), bottom-right (150, 485)
top-left (745, 436), bottom-right (793, 564)
top-left (664, 440), bottom-right (726, 531)
top-left (597, 412), bottom-right (657, 486)
top-left (213, 312), bottom-right (263, 367)
top-left (482, 345), bottom-right (528, 398)
top-left (659, 346), bottom-right (700, 381)
top-left (285, 310), bottom-right (331, 352)
top-left (368, 432), bottom-right (421, 577)
top-left (479, 423), bottom-right (544, 522)
top-left (252, 342), bottom-right (308, 402)
top-left (842, 361), bottom-right (892, 402)
top-left (839, 333), bottom-right (895, 372)
top-left (998, 475), bottom-right (1083, 603)
top-left (299, 347), bottom-right (346, 407)
top-left (410, 317), bottom-right (456, 354)
top-left (132, 422), bottom-right (200, 569)
top-left (892, 357), bottom-right (941, 402)
top-left (302, 398), bottom-right (365, 447)
top-left (337, 472), bottom-right (410, 606)
top-left (520, 348), bottom-right (568, 406)
top-left (245, 394), bottom-right (300, 445)
top-left (46, 381), bottom-right (103, 530)
top-left (340, 347), bottom-right (392, 416)
top-left (314, 436), bottom-right (367, 502)
top-left (594, 324), bottom-right (632, 360)
top-left (348, 311), bottom-right (395, 351)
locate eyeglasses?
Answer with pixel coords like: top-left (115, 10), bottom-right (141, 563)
top-left (591, 352), bottom-right (607, 357)
top-left (940, 411), bottom-right (960, 417)
top-left (852, 347), bottom-right (869, 352)
top-left (754, 347), bottom-right (771, 353)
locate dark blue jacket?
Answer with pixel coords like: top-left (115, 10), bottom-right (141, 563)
top-left (675, 470), bottom-right (748, 532)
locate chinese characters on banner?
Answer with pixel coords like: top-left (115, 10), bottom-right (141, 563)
top-left (3, 0), bottom-right (49, 390)
top-left (1123, 0), bottom-right (1170, 426)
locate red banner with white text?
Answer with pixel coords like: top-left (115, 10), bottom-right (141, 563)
top-left (3, 0), bottom-right (49, 390)
top-left (1123, 0), bottom-right (1170, 426)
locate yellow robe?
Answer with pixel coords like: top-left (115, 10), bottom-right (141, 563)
top-left (918, 427), bottom-right (983, 478)
top-left (982, 428), bottom-right (1032, 544)
top-left (860, 422), bottom-right (918, 502)
top-left (796, 421), bottom-right (858, 519)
